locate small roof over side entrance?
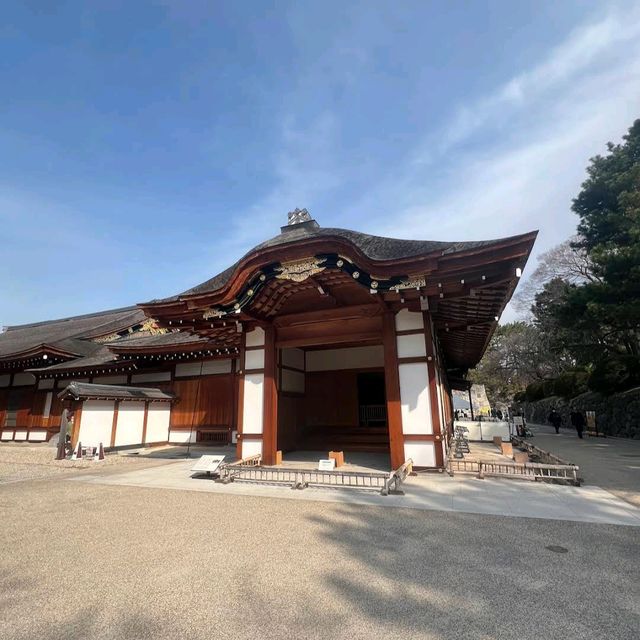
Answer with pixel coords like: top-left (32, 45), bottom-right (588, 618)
top-left (58, 382), bottom-right (176, 403)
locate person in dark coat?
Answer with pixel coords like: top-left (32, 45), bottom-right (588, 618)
top-left (548, 409), bottom-right (562, 434)
top-left (570, 410), bottom-right (585, 439)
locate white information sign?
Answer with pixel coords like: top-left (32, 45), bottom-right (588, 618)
top-left (191, 455), bottom-right (225, 474)
top-left (318, 459), bottom-right (336, 471)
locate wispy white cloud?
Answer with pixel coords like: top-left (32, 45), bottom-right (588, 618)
top-left (434, 9), bottom-right (640, 154)
top-left (346, 6), bottom-right (640, 320)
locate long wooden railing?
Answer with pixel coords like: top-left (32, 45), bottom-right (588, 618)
top-left (218, 458), bottom-right (414, 495)
top-left (446, 446), bottom-right (580, 486)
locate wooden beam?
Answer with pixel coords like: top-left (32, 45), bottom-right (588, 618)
top-left (273, 304), bottom-right (382, 328)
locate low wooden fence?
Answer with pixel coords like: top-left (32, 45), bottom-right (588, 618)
top-left (446, 445), bottom-right (580, 486)
top-left (219, 458), bottom-right (414, 495)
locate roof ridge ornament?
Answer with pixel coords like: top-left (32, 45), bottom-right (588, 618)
top-left (287, 207), bottom-right (312, 225)
top-left (281, 207), bottom-right (320, 234)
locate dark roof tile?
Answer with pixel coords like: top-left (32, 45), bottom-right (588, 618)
top-left (0, 307), bottom-right (146, 359)
top-left (148, 225), bottom-right (531, 302)
top-left (58, 382), bottom-right (175, 402)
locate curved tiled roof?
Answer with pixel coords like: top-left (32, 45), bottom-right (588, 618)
top-left (0, 306), bottom-right (146, 359)
top-left (28, 346), bottom-right (119, 373)
top-left (149, 223), bottom-right (524, 303)
top-left (106, 330), bottom-right (207, 349)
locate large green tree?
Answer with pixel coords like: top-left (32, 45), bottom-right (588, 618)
top-left (471, 120), bottom-right (640, 402)
top-left (570, 119), bottom-right (640, 357)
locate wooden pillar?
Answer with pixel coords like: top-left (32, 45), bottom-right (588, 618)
top-left (423, 314), bottom-right (444, 467)
top-left (262, 325), bottom-right (278, 465)
top-left (382, 312), bottom-right (405, 469)
top-left (110, 401), bottom-right (120, 447)
top-left (468, 387), bottom-right (475, 421)
top-left (235, 334), bottom-right (246, 460)
top-left (70, 401), bottom-right (83, 449)
top-left (141, 401), bottom-right (149, 445)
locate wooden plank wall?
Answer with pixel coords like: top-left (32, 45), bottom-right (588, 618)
top-left (304, 370), bottom-right (359, 427)
top-left (0, 389), bottom-right (7, 430)
top-left (170, 375), bottom-right (234, 430)
top-left (277, 394), bottom-right (305, 452)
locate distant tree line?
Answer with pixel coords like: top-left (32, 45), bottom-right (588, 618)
top-left (471, 119), bottom-right (640, 405)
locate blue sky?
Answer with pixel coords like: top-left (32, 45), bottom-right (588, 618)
top-left (1, 1), bottom-right (639, 326)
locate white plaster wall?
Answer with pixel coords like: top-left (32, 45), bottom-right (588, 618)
top-left (29, 431), bottom-right (48, 442)
top-left (281, 348), bottom-right (305, 370)
top-left (78, 400), bottom-right (115, 446)
top-left (404, 441), bottom-right (436, 467)
top-left (146, 404), bottom-right (171, 443)
top-left (132, 371), bottom-right (171, 383)
top-left (398, 362), bottom-right (432, 435)
top-left (0, 374), bottom-right (10, 387)
top-left (168, 429), bottom-right (196, 444)
top-left (396, 333), bottom-right (426, 359)
top-left (114, 401), bottom-right (145, 447)
top-left (245, 349), bottom-right (265, 370)
top-left (175, 360), bottom-right (233, 377)
top-left (305, 345), bottom-right (384, 372)
top-left (201, 359), bottom-right (232, 375)
top-left (14, 430), bottom-right (28, 441)
top-left (1, 431), bottom-right (13, 440)
top-left (38, 378), bottom-right (55, 390)
top-left (12, 373), bottom-right (36, 386)
top-left (395, 309), bottom-right (424, 331)
top-left (281, 369), bottom-right (305, 393)
top-left (174, 362), bottom-right (203, 377)
top-left (457, 420), bottom-right (510, 442)
top-left (242, 372), bottom-right (264, 434)
top-left (93, 375), bottom-right (128, 384)
top-left (241, 439), bottom-right (263, 459)
top-left (245, 326), bottom-right (265, 347)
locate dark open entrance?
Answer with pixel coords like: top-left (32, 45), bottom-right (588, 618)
top-left (357, 372), bottom-right (386, 427)
top-left (276, 345), bottom-right (390, 456)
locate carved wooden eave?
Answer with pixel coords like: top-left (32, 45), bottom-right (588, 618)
top-left (136, 227), bottom-right (537, 371)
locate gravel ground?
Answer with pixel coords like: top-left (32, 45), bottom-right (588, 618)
top-left (0, 476), bottom-right (638, 640)
top-left (0, 444), bottom-right (150, 484)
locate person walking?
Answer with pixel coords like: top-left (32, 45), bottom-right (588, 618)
top-left (570, 410), bottom-right (586, 439)
top-left (548, 408), bottom-right (562, 434)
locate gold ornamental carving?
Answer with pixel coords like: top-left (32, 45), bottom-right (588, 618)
top-left (391, 277), bottom-right (426, 291)
top-left (275, 257), bottom-right (326, 283)
top-left (203, 307), bottom-right (227, 320)
top-left (139, 318), bottom-right (169, 335)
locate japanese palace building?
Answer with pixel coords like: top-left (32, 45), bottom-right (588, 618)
top-left (0, 210), bottom-right (536, 469)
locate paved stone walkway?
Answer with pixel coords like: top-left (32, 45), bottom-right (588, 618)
top-left (72, 457), bottom-right (640, 526)
top-left (528, 423), bottom-right (640, 507)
